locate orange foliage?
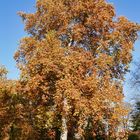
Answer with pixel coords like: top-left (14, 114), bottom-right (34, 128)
top-left (1, 0), bottom-right (140, 139)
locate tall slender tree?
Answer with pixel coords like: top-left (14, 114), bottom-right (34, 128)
top-left (131, 100), bottom-right (140, 131)
top-left (15, 0), bottom-right (140, 139)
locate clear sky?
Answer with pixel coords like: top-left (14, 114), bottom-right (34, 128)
top-left (0, 0), bottom-right (35, 79)
top-left (0, 0), bottom-right (140, 100)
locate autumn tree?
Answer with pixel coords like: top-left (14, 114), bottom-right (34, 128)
top-left (0, 66), bottom-right (22, 139)
top-left (0, 66), bottom-right (36, 140)
top-left (14, 0), bottom-right (140, 139)
top-left (0, 66), bottom-right (14, 139)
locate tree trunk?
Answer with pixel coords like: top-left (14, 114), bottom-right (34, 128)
top-left (60, 98), bottom-right (68, 140)
top-left (60, 116), bottom-right (68, 140)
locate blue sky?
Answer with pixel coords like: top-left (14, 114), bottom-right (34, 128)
top-left (0, 0), bottom-right (140, 100)
top-left (0, 0), bottom-right (35, 79)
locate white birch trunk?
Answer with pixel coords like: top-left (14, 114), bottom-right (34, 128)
top-left (60, 98), bottom-right (68, 140)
